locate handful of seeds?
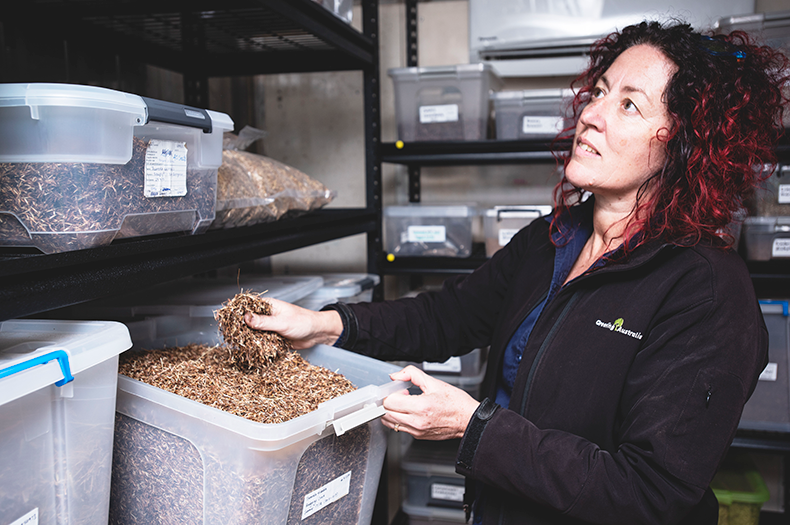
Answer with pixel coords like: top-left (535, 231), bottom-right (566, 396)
top-left (214, 290), bottom-right (291, 367)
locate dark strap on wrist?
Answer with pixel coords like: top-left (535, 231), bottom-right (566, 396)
top-left (457, 397), bottom-right (499, 474)
top-left (320, 302), bottom-right (359, 349)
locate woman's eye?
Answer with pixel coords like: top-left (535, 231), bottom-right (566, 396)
top-left (591, 87), bottom-right (604, 98)
top-left (623, 99), bottom-right (638, 112)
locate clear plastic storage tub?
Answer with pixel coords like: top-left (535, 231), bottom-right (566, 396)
top-left (491, 89), bottom-right (573, 140)
top-left (741, 217), bottom-right (790, 261)
top-left (396, 348), bottom-right (488, 401)
top-left (483, 205), bottom-right (552, 257)
top-left (312, 0), bottom-right (353, 23)
top-left (739, 300), bottom-right (790, 432)
top-left (0, 320), bottom-right (132, 525)
top-left (295, 273), bottom-right (381, 311)
top-left (388, 64), bottom-right (503, 141)
top-left (401, 440), bottom-right (465, 511)
top-left (109, 319), bottom-right (405, 525)
top-left (384, 204), bottom-right (477, 258)
top-left (748, 165), bottom-right (790, 217)
top-left (0, 83), bottom-right (234, 254)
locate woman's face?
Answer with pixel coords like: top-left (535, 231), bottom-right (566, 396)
top-left (566, 44), bottom-right (676, 206)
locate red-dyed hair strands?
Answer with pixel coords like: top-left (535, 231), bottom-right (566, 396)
top-left (550, 21), bottom-right (790, 252)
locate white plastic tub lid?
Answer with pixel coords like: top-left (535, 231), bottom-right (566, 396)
top-left (485, 205), bottom-right (553, 219)
top-left (385, 204), bottom-right (478, 218)
top-left (0, 83), bottom-right (147, 121)
top-left (303, 273), bottom-right (381, 300)
top-left (0, 319), bottom-right (132, 406)
top-left (388, 63), bottom-right (502, 81)
top-left (85, 275), bottom-right (325, 318)
top-left (491, 88), bottom-right (574, 101)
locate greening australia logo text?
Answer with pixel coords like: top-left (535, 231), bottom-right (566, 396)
top-left (596, 317), bottom-right (643, 340)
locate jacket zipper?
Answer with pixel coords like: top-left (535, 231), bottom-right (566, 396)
top-left (518, 291), bottom-right (581, 416)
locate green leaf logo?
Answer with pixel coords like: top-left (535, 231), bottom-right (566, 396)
top-left (613, 318), bottom-right (624, 331)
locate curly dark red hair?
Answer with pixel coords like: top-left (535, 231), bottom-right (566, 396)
top-left (553, 20), bottom-right (790, 249)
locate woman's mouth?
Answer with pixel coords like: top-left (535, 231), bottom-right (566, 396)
top-left (576, 138), bottom-right (600, 156)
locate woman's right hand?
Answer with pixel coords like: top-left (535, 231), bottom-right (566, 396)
top-left (244, 298), bottom-right (344, 350)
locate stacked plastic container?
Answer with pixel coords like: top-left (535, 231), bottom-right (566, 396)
top-left (742, 165), bottom-right (790, 261)
top-left (400, 440), bottom-right (466, 525)
top-left (483, 205), bottom-right (552, 257)
top-left (739, 300), bottom-right (790, 432)
top-left (295, 273), bottom-right (381, 311)
top-left (491, 89), bottom-right (574, 140)
top-left (0, 83), bottom-right (233, 254)
top-left (710, 454), bottom-right (771, 525)
top-left (384, 204), bottom-right (477, 258)
top-left (388, 64), bottom-right (503, 141)
top-left (0, 319), bottom-right (132, 525)
top-left (57, 274), bottom-right (405, 524)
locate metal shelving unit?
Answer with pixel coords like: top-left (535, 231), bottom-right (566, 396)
top-left (0, 0), bottom-right (384, 321)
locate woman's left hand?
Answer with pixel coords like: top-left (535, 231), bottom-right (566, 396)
top-left (382, 365), bottom-right (480, 440)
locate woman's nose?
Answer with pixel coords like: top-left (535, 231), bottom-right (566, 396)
top-left (579, 98), bottom-right (605, 131)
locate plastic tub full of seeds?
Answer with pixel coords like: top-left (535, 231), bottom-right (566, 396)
top-left (0, 319), bottom-right (132, 525)
top-left (491, 89), bottom-right (574, 140)
top-left (384, 204), bottom-right (477, 258)
top-left (109, 318), bottom-right (406, 525)
top-left (0, 83), bottom-right (233, 254)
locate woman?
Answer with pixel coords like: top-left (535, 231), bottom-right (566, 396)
top-left (247, 21), bottom-right (788, 524)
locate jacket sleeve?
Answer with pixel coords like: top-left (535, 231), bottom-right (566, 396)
top-left (456, 253), bottom-right (768, 524)
top-left (341, 221), bottom-right (552, 363)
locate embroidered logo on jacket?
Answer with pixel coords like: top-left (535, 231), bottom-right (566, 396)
top-left (596, 317), bottom-right (643, 340)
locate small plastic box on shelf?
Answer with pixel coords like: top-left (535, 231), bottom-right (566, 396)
top-left (491, 89), bottom-right (574, 140)
top-left (710, 454), bottom-right (770, 525)
top-left (295, 273), bottom-right (381, 311)
top-left (384, 204), bottom-right (477, 258)
top-left (110, 317), bottom-right (405, 525)
top-left (388, 64), bottom-right (503, 142)
top-left (401, 439), bottom-right (465, 512)
top-left (312, 0), bottom-right (353, 23)
top-left (740, 216), bottom-right (790, 261)
top-left (395, 348), bottom-right (487, 401)
top-left (0, 319), bottom-right (132, 525)
top-left (0, 83), bottom-right (234, 254)
top-left (739, 300), bottom-right (790, 432)
top-left (483, 205), bottom-right (553, 257)
top-left (749, 165), bottom-right (790, 217)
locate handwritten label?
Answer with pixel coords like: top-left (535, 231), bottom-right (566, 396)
top-left (419, 104), bottom-right (459, 123)
top-left (759, 362), bottom-right (778, 382)
top-left (406, 225), bottom-right (446, 243)
top-left (522, 115), bottom-right (564, 135)
top-left (772, 238), bottom-right (790, 258)
top-left (10, 509), bottom-right (38, 525)
top-left (302, 471), bottom-right (352, 520)
top-left (431, 483), bottom-right (465, 502)
top-left (144, 139), bottom-right (188, 198)
top-left (498, 228), bottom-right (519, 247)
top-left (779, 184), bottom-right (790, 204)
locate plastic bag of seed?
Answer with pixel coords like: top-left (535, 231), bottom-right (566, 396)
top-left (211, 126), bottom-right (335, 229)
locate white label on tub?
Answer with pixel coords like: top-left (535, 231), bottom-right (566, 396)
top-left (431, 483), bottom-right (465, 502)
top-left (759, 362), bottom-right (778, 382)
top-left (10, 508), bottom-right (38, 525)
top-left (407, 225), bottom-right (446, 243)
top-left (419, 104), bottom-right (459, 123)
top-left (144, 139), bottom-right (188, 198)
top-left (522, 116), bottom-right (564, 135)
top-left (423, 356), bottom-right (462, 373)
top-left (779, 184), bottom-right (790, 204)
top-left (302, 471), bottom-right (352, 519)
top-left (498, 228), bottom-right (520, 247)
top-left (772, 238), bottom-right (790, 257)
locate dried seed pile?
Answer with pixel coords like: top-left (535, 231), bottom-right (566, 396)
top-left (0, 137), bottom-right (213, 246)
top-left (212, 149), bottom-right (334, 229)
top-left (118, 343), bottom-right (355, 424)
top-left (214, 291), bottom-right (292, 366)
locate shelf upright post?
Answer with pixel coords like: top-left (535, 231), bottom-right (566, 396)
top-left (405, 0), bottom-right (421, 204)
top-left (181, 10), bottom-right (209, 108)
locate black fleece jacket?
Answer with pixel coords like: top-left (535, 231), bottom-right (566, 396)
top-left (332, 204), bottom-right (768, 525)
